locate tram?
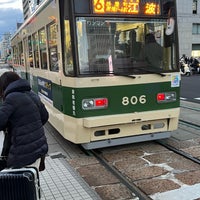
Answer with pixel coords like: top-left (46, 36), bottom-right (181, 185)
top-left (10, 0), bottom-right (180, 149)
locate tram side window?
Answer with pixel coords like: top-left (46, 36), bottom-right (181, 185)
top-left (47, 22), bottom-right (58, 72)
top-left (64, 20), bottom-right (74, 75)
top-left (33, 33), bottom-right (40, 68)
top-left (23, 38), bottom-right (28, 68)
top-left (28, 36), bottom-right (33, 67)
top-left (13, 46), bottom-right (18, 65)
top-left (39, 28), bottom-right (48, 70)
top-left (19, 42), bottom-right (24, 66)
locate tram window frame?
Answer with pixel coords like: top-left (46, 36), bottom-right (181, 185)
top-left (32, 32), bottom-right (40, 68)
top-left (18, 41), bottom-right (24, 66)
top-left (28, 36), bottom-right (34, 68)
top-left (13, 45), bottom-right (18, 65)
top-left (49, 46), bottom-right (58, 71)
top-left (39, 28), bottom-right (48, 70)
top-left (47, 22), bottom-right (59, 72)
top-left (23, 38), bottom-right (28, 68)
top-left (63, 20), bottom-right (74, 76)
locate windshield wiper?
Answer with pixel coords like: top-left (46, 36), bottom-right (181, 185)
top-left (79, 70), bottom-right (137, 78)
top-left (147, 70), bottom-right (166, 77)
top-left (116, 66), bottom-right (166, 77)
top-left (80, 67), bottom-right (165, 78)
top-left (114, 73), bottom-right (136, 79)
top-left (136, 67), bottom-right (166, 77)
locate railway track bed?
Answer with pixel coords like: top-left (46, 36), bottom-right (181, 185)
top-left (70, 109), bottom-right (200, 199)
top-left (47, 101), bottom-right (200, 200)
top-left (68, 136), bottom-right (200, 200)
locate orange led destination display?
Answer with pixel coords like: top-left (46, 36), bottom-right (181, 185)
top-left (145, 2), bottom-right (160, 15)
top-left (93, 0), bottom-right (160, 15)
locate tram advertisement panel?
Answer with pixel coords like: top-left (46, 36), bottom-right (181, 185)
top-left (37, 77), bottom-right (53, 103)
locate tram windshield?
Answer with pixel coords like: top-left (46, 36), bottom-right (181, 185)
top-left (76, 17), bottom-right (178, 76)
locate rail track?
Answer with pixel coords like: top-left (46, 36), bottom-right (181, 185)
top-left (85, 110), bottom-right (200, 200)
top-left (89, 134), bottom-right (200, 199)
top-left (180, 104), bottom-right (200, 112)
top-left (90, 149), bottom-right (152, 200)
top-left (157, 140), bottom-right (200, 165)
top-left (47, 101), bottom-right (200, 200)
top-left (179, 103), bottom-right (200, 126)
top-left (179, 119), bottom-right (200, 130)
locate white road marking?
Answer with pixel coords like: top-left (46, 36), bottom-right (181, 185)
top-left (180, 97), bottom-right (187, 100)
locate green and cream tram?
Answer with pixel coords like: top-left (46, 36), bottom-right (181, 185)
top-left (11, 0), bottom-right (180, 149)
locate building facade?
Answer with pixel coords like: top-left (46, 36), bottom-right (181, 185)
top-left (0, 33), bottom-right (12, 59)
top-left (177, 0), bottom-right (200, 58)
top-left (22, 0), bottom-right (44, 20)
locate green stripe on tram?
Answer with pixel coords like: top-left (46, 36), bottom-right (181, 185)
top-left (51, 82), bottom-right (180, 118)
top-left (20, 71), bottom-right (179, 118)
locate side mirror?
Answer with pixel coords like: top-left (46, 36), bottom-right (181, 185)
top-left (165, 17), bottom-right (175, 35)
top-left (165, 5), bottom-right (175, 36)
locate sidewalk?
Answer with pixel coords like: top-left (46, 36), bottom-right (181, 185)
top-left (0, 129), bottom-right (101, 200)
top-left (39, 124), bottom-right (102, 200)
top-left (39, 155), bottom-right (101, 200)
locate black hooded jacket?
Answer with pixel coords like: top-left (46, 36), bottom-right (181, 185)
top-left (0, 79), bottom-right (48, 168)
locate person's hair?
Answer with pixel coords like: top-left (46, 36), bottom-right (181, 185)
top-left (0, 71), bottom-right (20, 97)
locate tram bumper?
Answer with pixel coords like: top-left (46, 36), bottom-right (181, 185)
top-left (81, 108), bottom-right (180, 149)
top-left (83, 108), bottom-right (179, 128)
top-left (81, 131), bottom-right (172, 150)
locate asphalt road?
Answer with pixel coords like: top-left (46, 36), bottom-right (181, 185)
top-left (180, 74), bottom-right (200, 103)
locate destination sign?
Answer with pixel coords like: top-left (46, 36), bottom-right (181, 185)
top-left (92, 0), bottom-right (161, 15)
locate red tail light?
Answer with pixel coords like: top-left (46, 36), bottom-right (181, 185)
top-left (157, 93), bottom-right (165, 101)
top-left (95, 98), bottom-right (108, 107)
top-left (157, 92), bottom-right (176, 103)
top-left (82, 98), bottom-right (108, 110)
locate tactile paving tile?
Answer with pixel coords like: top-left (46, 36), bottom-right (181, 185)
top-left (39, 156), bottom-right (101, 200)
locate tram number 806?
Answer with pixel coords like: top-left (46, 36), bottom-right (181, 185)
top-left (122, 95), bottom-right (147, 106)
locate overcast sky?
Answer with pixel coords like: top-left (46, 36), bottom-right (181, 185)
top-left (0, 0), bottom-right (23, 39)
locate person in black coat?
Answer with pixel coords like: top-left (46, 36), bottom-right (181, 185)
top-left (0, 71), bottom-right (48, 170)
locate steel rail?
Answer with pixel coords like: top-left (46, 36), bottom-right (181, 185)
top-left (157, 140), bottom-right (200, 165)
top-left (91, 149), bottom-right (152, 200)
top-left (179, 119), bottom-right (200, 130)
top-left (180, 105), bottom-right (200, 112)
